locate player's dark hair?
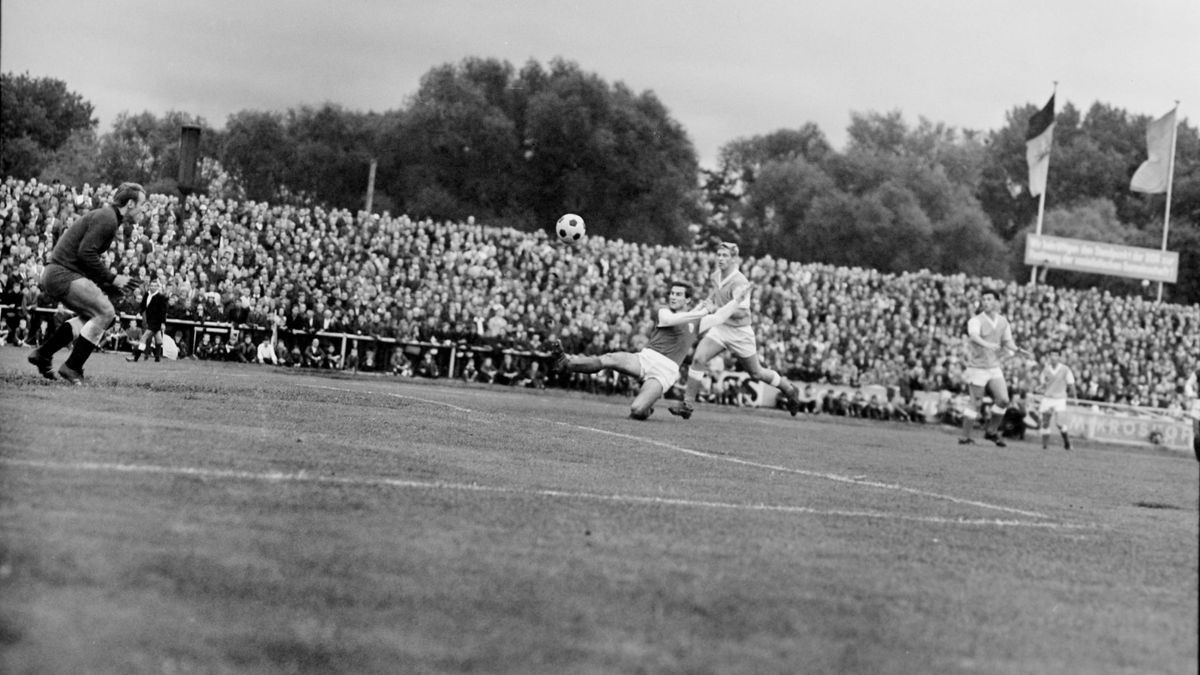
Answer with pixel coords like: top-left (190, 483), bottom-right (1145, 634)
top-left (112, 182), bottom-right (146, 208)
top-left (669, 280), bottom-right (693, 297)
top-left (980, 287), bottom-right (1001, 301)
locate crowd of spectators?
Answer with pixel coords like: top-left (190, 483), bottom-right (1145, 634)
top-left (2, 176), bottom-right (1198, 415)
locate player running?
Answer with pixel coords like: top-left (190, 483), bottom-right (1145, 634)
top-left (668, 242), bottom-right (802, 419)
top-left (549, 281), bottom-right (751, 420)
top-left (27, 182), bottom-right (146, 383)
top-left (959, 288), bottom-right (1033, 447)
top-left (1037, 348), bottom-right (1076, 450)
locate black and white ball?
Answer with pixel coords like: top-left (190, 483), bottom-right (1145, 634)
top-left (555, 213), bottom-right (586, 244)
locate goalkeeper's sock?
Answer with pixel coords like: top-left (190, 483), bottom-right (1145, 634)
top-left (39, 320), bottom-right (76, 357)
top-left (64, 337), bottom-right (97, 372)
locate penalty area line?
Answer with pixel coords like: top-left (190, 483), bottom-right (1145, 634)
top-left (293, 382), bottom-right (1053, 521)
top-left (1, 458), bottom-right (1094, 530)
top-left (533, 417), bottom-right (1055, 521)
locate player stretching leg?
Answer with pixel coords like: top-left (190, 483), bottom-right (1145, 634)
top-left (959, 288), bottom-right (1032, 447)
top-left (668, 242), bottom-right (802, 420)
top-left (549, 282), bottom-right (751, 420)
top-left (27, 182), bottom-right (146, 383)
top-left (1037, 348), bottom-right (1076, 450)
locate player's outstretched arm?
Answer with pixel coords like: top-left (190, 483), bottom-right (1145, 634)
top-left (658, 305), bottom-right (710, 327)
top-left (698, 285), bottom-right (752, 332)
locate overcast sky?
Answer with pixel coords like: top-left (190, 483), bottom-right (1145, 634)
top-left (3, 0), bottom-right (1197, 167)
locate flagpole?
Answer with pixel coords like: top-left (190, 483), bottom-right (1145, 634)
top-left (1156, 101), bottom-right (1179, 303)
top-left (1031, 82), bottom-right (1057, 286)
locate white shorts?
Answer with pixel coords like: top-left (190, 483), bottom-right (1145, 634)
top-left (1038, 397), bottom-right (1067, 414)
top-left (639, 348), bottom-right (682, 391)
top-left (1187, 399), bottom-right (1200, 421)
top-left (963, 366), bottom-right (1005, 388)
top-left (702, 323), bottom-right (758, 359)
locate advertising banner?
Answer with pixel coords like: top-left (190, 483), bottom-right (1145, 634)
top-left (1025, 234), bottom-right (1178, 283)
top-left (1064, 405), bottom-right (1193, 453)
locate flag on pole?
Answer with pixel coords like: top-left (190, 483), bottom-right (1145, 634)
top-left (1130, 108), bottom-right (1177, 194)
top-left (1025, 94), bottom-right (1055, 197)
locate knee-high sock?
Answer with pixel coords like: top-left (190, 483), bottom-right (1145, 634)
top-left (64, 335), bottom-right (97, 371)
top-left (38, 320), bottom-right (76, 357)
top-left (683, 368), bottom-right (705, 403)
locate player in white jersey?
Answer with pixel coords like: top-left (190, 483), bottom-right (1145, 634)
top-left (1037, 349), bottom-right (1076, 450)
top-left (668, 242), bottom-right (802, 419)
top-left (1184, 365), bottom-right (1199, 460)
top-left (959, 288), bottom-right (1033, 447)
top-left (549, 281), bottom-right (751, 420)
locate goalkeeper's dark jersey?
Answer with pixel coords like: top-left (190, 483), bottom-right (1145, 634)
top-left (48, 205), bottom-right (123, 285)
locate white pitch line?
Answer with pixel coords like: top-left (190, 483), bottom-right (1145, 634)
top-left (299, 382), bottom-right (1054, 520)
top-left (0, 458), bottom-right (1094, 530)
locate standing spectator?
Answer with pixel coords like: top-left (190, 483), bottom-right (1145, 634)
top-left (27, 182), bottom-right (146, 382)
top-left (128, 279), bottom-right (169, 362)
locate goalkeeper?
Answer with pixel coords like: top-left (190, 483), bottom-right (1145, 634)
top-left (27, 182), bottom-right (147, 384)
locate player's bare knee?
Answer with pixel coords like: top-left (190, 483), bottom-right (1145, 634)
top-left (95, 304), bottom-right (117, 328)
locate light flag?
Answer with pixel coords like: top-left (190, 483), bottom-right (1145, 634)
top-left (1130, 108), bottom-right (1177, 194)
top-left (1025, 95), bottom-right (1055, 197)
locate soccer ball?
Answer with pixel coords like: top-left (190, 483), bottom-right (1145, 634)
top-left (555, 213), bottom-right (586, 243)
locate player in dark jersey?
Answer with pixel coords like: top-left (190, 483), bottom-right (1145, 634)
top-left (27, 182), bottom-right (146, 383)
top-left (549, 281), bottom-right (751, 420)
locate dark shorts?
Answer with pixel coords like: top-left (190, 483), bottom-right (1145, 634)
top-left (40, 264), bottom-right (84, 302)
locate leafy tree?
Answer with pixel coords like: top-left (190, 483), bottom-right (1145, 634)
top-left (710, 113), bottom-right (1005, 276)
top-left (379, 57), bottom-right (699, 244)
top-left (1, 72), bottom-right (95, 177)
top-left (699, 125), bottom-right (832, 249)
top-left (220, 110), bottom-right (292, 202)
top-left (92, 111), bottom-right (215, 194)
top-left (39, 128), bottom-right (101, 185)
top-left (282, 103), bottom-right (381, 209)
top-left (380, 58), bottom-right (523, 223)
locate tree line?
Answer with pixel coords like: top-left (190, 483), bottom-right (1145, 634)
top-left (2, 61), bottom-right (1197, 302)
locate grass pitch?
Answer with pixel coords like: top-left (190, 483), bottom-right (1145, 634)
top-left (0, 349), bottom-right (1196, 674)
